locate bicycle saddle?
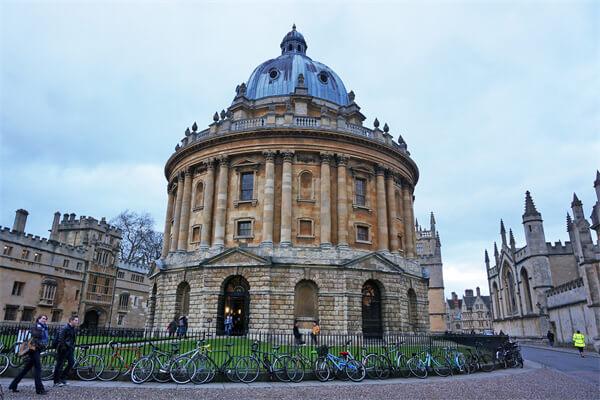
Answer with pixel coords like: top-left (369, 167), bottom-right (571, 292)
top-left (80, 345), bottom-right (90, 350)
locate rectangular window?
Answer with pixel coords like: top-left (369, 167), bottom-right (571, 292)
top-left (34, 252), bottom-right (42, 262)
top-left (237, 221), bottom-right (252, 237)
top-left (63, 259), bottom-right (70, 268)
top-left (355, 178), bottom-right (366, 206)
top-left (298, 220), bottom-right (313, 237)
top-left (41, 284), bottom-right (57, 303)
top-left (4, 305), bottom-right (18, 321)
top-left (356, 225), bottom-right (369, 242)
top-left (131, 274), bottom-right (144, 283)
top-left (240, 172), bottom-right (254, 201)
top-left (51, 310), bottom-right (62, 323)
top-left (117, 314), bottom-right (125, 326)
top-left (3, 245), bottom-right (13, 255)
top-left (12, 281), bottom-right (25, 296)
top-left (21, 249), bottom-right (30, 259)
top-left (191, 226), bottom-right (201, 242)
top-left (117, 271), bottom-right (125, 279)
top-left (76, 262), bottom-right (82, 270)
top-left (104, 278), bottom-right (111, 294)
top-left (21, 307), bottom-right (35, 322)
top-left (90, 275), bottom-right (98, 293)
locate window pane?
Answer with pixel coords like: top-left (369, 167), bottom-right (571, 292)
top-left (240, 172), bottom-right (254, 201)
top-left (238, 221), bottom-right (252, 237)
top-left (357, 226), bottom-right (369, 241)
top-left (355, 179), bottom-right (366, 206)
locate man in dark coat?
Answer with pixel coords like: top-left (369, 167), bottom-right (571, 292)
top-left (53, 315), bottom-right (79, 386)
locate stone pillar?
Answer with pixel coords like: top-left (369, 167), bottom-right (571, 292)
top-left (386, 173), bottom-right (399, 252)
top-left (280, 151), bottom-right (293, 247)
top-left (336, 155), bottom-right (349, 249)
top-left (402, 182), bottom-right (415, 257)
top-left (320, 153), bottom-right (332, 248)
top-left (376, 165), bottom-right (389, 252)
top-left (199, 160), bottom-right (215, 250)
top-left (169, 173), bottom-right (184, 252)
top-left (177, 168), bottom-right (193, 251)
top-left (161, 186), bottom-right (175, 258)
top-left (212, 157), bottom-right (229, 250)
top-left (262, 151), bottom-right (276, 247)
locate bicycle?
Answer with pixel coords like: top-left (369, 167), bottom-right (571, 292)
top-left (235, 341), bottom-right (294, 383)
top-left (42, 345), bottom-right (104, 381)
top-left (98, 341), bottom-right (143, 381)
top-left (406, 349), bottom-right (451, 379)
top-left (0, 343), bottom-right (10, 375)
top-left (286, 344), bottom-right (318, 382)
top-left (130, 341), bottom-right (180, 384)
top-left (314, 345), bottom-right (365, 382)
top-left (377, 341), bottom-right (411, 379)
top-left (190, 342), bottom-right (241, 384)
top-left (465, 343), bottom-right (495, 373)
top-left (168, 340), bottom-right (212, 384)
top-left (442, 346), bottom-right (470, 375)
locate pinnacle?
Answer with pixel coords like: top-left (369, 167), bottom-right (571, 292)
top-left (494, 242), bottom-right (499, 256)
top-left (484, 249), bottom-right (490, 263)
top-left (509, 228), bottom-right (516, 245)
top-left (571, 193), bottom-right (582, 207)
top-left (523, 191), bottom-right (541, 217)
top-left (566, 213), bottom-right (573, 231)
top-left (500, 219), bottom-right (506, 233)
top-left (595, 170), bottom-right (600, 187)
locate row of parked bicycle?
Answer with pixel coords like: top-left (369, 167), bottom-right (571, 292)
top-left (0, 338), bottom-right (524, 384)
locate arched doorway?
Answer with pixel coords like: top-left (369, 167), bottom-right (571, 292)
top-left (520, 268), bottom-right (533, 314)
top-left (294, 280), bottom-right (319, 329)
top-left (362, 280), bottom-right (382, 338)
top-left (407, 288), bottom-right (418, 331)
top-left (83, 309), bottom-right (100, 330)
top-left (217, 275), bottom-right (250, 336)
top-left (175, 281), bottom-right (190, 318)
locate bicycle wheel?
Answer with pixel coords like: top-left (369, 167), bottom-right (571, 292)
top-left (235, 356), bottom-right (260, 383)
top-left (40, 352), bottom-right (56, 381)
top-left (345, 359), bottom-right (366, 382)
top-left (0, 354), bottom-right (9, 376)
top-left (287, 356), bottom-right (305, 383)
top-left (376, 355), bottom-right (391, 379)
top-left (396, 354), bottom-right (411, 378)
top-left (226, 356), bottom-right (242, 382)
top-left (191, 355), bottom-right (215, 384)
top-left (455, 353), bottom-right (469, 374)
top-left (432, 355), bottom-right (451, 377)
top-left (479, 353), bottom-right (495, 372)
top-left (170, 355), bottom-right (196, 384)
top-left (9, 347), bottom-right (24, 369)
top-left (131, 357), bottom-right (154, 384)
top-left (273, 355), bottom-right (293, 382)
top-left (362, 353), bottom-right (380, 379)
top-left (151, 354), bottom-right (172, 383)
top-left (76, 354), bottom-right (104, 381)
top-left (314, 357), bottom-right (330, 382)
top-left (98, 355), bottom-right (124, 381)
top-left (407, 357), bottom-right (427, 379)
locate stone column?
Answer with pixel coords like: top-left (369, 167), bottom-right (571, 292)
top-left (386, 172), bottom-right (399, 252)
top-left (402, 182), bottom-right (415, 257)
top-left (169, 173), bottom-right (184, 252)
top-left (336, 155), bottom-right (349, 249)
top-left (212, 156), bottom-right (229, 250)
top-left (280, 151), bottom-right (293, 247)
top-left (177, 167), bottom-right (193, 251)
top-left (376, 165), bottom-right (389, 252)
top-left (320, 153), bottom-right (332, 248)
top-left (161, 185), bottom-right (175, 258)
top-left (199, 160), bottom-right (215, 250)
top-left (261, 151), bottom-right (276, 247)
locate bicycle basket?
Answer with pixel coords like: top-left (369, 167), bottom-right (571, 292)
top-left (317, 345), bottom-right (329, 357)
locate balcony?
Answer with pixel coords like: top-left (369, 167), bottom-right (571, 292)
top-left (85, 292), bottom-right (113, 304)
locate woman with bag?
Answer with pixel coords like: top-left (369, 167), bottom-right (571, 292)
top-left (8, 314), bottom-right (49, 395)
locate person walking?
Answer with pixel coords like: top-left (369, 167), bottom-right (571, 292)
top-left (167, 318), bottom-right (177, 337)
top-left (177, 315), bottom-right (188, 337)
top-left (572, 330), bottom-right (586, 357)
top-left (53, 315), bottom-right (79, 387)
top-left (293, 321), bottom-right (305, 345)
top-left (224, 314), bottom-right (233, 336)
top-left (310, 321), bottom-right (320, 345)
top-left (547, 330), bottom-right (555, 347)
top-left (8, 315), bottom-right (49, 395)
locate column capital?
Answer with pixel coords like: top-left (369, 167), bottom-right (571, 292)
top-left (336, 154), bottom-right (349, 166)
top-left (203, 158), bottom-right (216, 170)
top-left (184, 167), bottom-right (193, 177)
top-left (320, 152), bottom-right (333, 164)
top-left (177, 171), bottom-right (185, 181)
top-left (263, 151), bottom-right (276, 162)
top-left (217, 155), bottom-right (229, 167)
top-left (375, 164), bottom-right (387, 176)
top-left (281, 150), bottom-right (294, 162)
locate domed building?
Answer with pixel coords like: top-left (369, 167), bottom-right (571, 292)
top-left (147, 26), bottom-right (430, 335)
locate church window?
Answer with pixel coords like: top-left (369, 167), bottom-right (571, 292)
top-left (194, 182), bottom-right (204, 210)
top-left (240, 172), bottom-right (254, 201)
top-left (355, 178), bottom-right (367, 206)
top-left (175, 281), bottom-right (190, 317)
top-left (318, 71), bottom-right (329, 84)
top-left (236, 220), bottom-right (253, 238)
top-left (117, 271), bottom-right (125, 279)
top-left (298, 171), bottom-right (314, 201)
top-left (356, 224), bottom-right (370, 243)
top-left (118, 293), bottom-right (130, 311)
top-left (268, 68), bottom-right (280, 80)
top-left (12, 281), bottom-right (24, 296)
top-left (40, 280), bottom-right (57, 305)
top-left (521, 268), bottom-right (534, 314)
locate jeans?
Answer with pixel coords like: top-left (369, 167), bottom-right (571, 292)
top-left (54, 348), bottom-right (75, 383)
top-left (9, 350), bottom-right (45, 393)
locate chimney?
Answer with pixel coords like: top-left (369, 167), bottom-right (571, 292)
top-left (465, 289), bottom-right (474, 297)
top-left (452, 292), bottom-right (457, 300)
top-left (12, 209), bottom-right (29, 233)
top-left (476, 287), bottom-right (481, 297)
top-left (49, 212), bottom-right (61, 241)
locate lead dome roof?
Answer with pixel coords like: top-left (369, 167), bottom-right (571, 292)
top-left (245, 25), bottom-right (350, 106)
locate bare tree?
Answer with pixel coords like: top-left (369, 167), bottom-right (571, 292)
top-left (111, 210), bottom-right (163, 264)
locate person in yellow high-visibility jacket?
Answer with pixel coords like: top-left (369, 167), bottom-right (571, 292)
top-left (572, 330), bottom-right (586, 357)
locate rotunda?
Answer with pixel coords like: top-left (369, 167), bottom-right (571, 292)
top-left (147, 26), bottom-right (429, 335)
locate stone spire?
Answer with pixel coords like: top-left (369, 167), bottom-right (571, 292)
top-left (509, 228), bottom-right (516, 252)
top-left (500, 219), bottom-right (507, 246)
top-left (571, 193), bottom-right (584, 220)
top-left (430, 212), bottom-right (436, 234)
top-left (566, 213), bottom-right (573, 231)
top-left (493, 241), bottom-right (499, 265)
top-left (523, 191), bottom-right (541, 218)
top-left (484, 249), bottom-right (490, 268)
top-left (595, 170), bottom-right (600, 187)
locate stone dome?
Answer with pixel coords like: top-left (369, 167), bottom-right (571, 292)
top-left (245, 25), bottom-right (350, 106)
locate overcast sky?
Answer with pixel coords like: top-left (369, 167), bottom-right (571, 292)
top-left (1, 1), bottom-right (598, 298)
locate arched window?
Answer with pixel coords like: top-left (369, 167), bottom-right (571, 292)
top-left (40, 279), bottom-right (58, 306)
top-left (194, 182), bottom-right (204, 209)
top-left (217, 275), bottom-right (250, 335)
top-left (362, 280), bottom-right (383, 337)
top-left (520, 268), bottom-right (533, 314)
top-left (298, 171), bottom-right (313, 200)
top-left (175, 281), bottom-right (190, 318)
top-left (294, 280), bottom-right (318, 327)
top-left (502, 265), bottom-right (517, 315)
top-left (492, 282), bottom-right (500, 319)
top-left (407, 288), bottom-right (418, 331)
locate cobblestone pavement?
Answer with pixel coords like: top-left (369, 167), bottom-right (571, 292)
top-left (1, 364), bottom-right (598, 400)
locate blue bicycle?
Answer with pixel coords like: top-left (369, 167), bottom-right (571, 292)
top-left (314, 345), bottom-right (365, 382)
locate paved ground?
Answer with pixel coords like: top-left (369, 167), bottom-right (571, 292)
top-left (521, 344), bottom-right (600, 386)
top-left (1, 361), bottom-right (598, 400)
